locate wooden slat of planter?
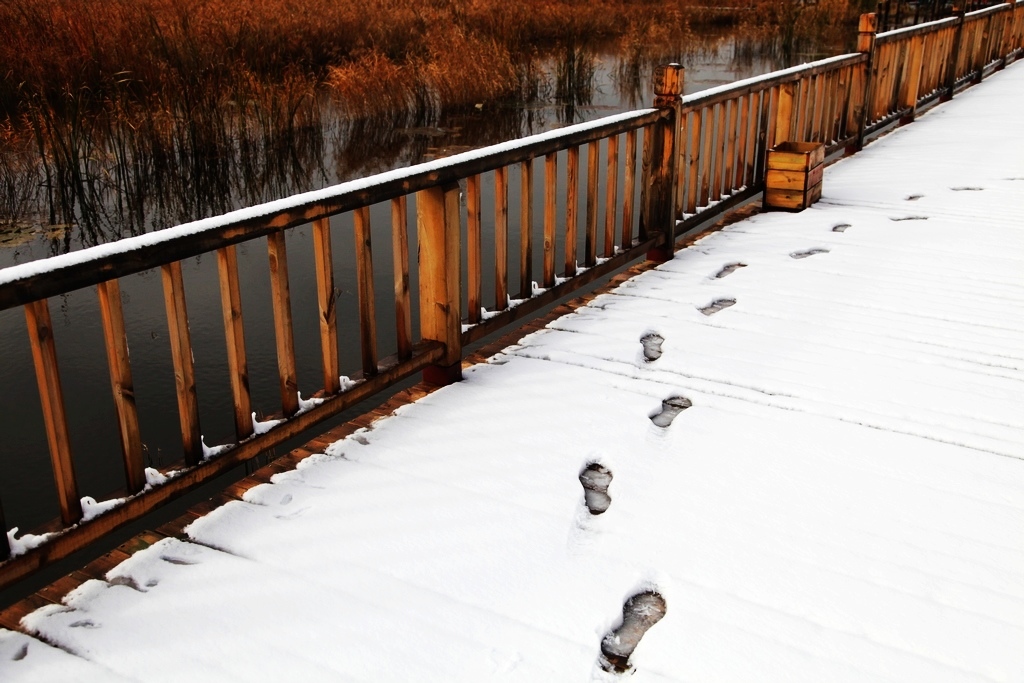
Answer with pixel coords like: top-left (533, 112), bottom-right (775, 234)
top-left (266, 231), bottom-right (300, 417)
top-left (604, 135), bottom-right (619, 256)
top-left (311, 218), bottom-right (340, 395)
top-left (215, 245), bottom-right (253, 440)
top-left (543, 153), bottom-right (557, 288)
top-left (622, 130), bottom-right (637, 248)
top-left (494, 166), bottom-right (509, 310)
top-left (467, 175), bottom-right (483, 324)
top-left (586, 140), bottom-right (599, 266)
top-left (161, 262), bottom-right (203, 466)
top-left (565, 147), bottom-right (579, 277)
top-left (97, 279), bottom-right (145, 493)
top-left (354, 206), bottom-right (378, 376)
top-left (519, 159), bottom-right (534, 299)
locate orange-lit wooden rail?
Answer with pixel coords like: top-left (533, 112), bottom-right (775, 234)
top-left (1, 5), bottom-right (1022, 590)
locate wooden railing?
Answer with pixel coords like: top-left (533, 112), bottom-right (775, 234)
top-left (1, 7), bottom-right (1022, 588)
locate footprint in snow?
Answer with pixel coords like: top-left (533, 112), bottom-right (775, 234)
top-left (640, 333), bottom-right (664, 362)
top-left (650, 396), bottom-right (692, 428)
top-left (579, 463), bottom-right (613, 515)
top-left (790, 248), bottom-right (829, 259)
top-left (70, 620), bottom-right (100, 629)
top-left (905, 194), bottom-right (924, 201)
top-left (889, 215), bottom-right (928, 221)
top-left (699, 298), bottom-right (736, 316)
top-left (832, 223), bottom-right (851, 232)
top-left (599, 590), bottom-right (667, 673)
top-left (11, 643), bottom-right (29, 661)
top-left (714, 262), bottom-right (747, 279)
top-left (951, 186), bottom-right (983, 191)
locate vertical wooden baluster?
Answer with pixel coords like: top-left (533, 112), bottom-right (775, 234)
top-left (774, 82), bottom-right (795, 146)
top-left (311, 218), bottom-right (340, 395)
top-left (766, 85), bottom-right (781, 153)
top-left (622, 128), bottom-right (637, 248)
top-left (25, 299), bottom-right (82, 524)
top-left (519, 159), bottom-right (534, 298)
top-left (417, 183), bottom-right (463, 385)
top-left (216, 245), bottom-right (254, 439)
top-left (812, 74), bottom-right (827, 141)
top-left (585, 140), bottom-right (599, 266)
top-left (699, 107), bottom-right (714, 207)
top-left (796, 77), bottom-right (810, 140)
top-left (711, 102), bottom-right (727, 202)
top-left (543, 153), bottom-right (557, 288)
top-left (640, 64), bottom-right (682, 261)
top-left (900, 34), bottom-right (925, 122)
top-left (602, 136), bottom-right (619, 256)
top-left (266, 231), bottom-right (299, 417)
top-left (161, 262), bottom-right (203, 465)
top-left (854, 13), bottom-right (877, 149)
top-left (353, 206), bottom-right (378, 376)
top-left (565, 147), bottom-right (579, 277)
top-left (756, 87), bottom-right (774, 183)
top-left (749, 90), bottom-right (765, 183)
top-left (735, 95), bottom-right (750, 190)
top-left (819, 72), bottom-right (834, 143)
top-left (800, 76), bottom-right (814, 141)
top-left (685, 109), bottom-right (701, 214)
top-left (97, 280), bottom-right (145, 493)
top-left (495, 166), bottom-right (509, 310)
top-left (391, 196), bottom-right (412, 360)
top-left (467, 174), bottom-right (482, 322)
top-left (725, 98), bottom-right (739, 195)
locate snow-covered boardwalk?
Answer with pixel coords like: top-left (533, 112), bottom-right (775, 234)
top-left (3, 63), bottom-right (1024, 682)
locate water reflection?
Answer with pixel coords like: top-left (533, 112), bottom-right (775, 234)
top-left (0, 33), bottom-right (850, 265)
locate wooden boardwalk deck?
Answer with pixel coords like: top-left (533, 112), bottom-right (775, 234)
top-left (1, 59), bottom-right (1022, 682)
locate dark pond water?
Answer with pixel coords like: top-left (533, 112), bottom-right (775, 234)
top-left (0, 31), bottom-right (851, 533)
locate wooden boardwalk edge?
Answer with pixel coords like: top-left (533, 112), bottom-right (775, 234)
top-left (0, 199), bottom-right (760, 637)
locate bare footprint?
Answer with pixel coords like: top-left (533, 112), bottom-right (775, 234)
top-left (714, 262), bottom-right (747, 279)
top-left (640, 334), bottom-right (664, 362)
top-left (600, 591), bottom-right (667, 673)
top-left (579, 463), bottom-right (613, 515)
top-left (790, 248), bottom-right (829, 259)
top-left (650, 396), bottom-right (692, 428)
top-left (832, 223), bottom-right (851, 232)
top-left (699, 298), bottom-right (736, 316)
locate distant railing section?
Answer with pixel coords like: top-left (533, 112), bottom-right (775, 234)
top-left (1, 6), bottom-right (1022, 588)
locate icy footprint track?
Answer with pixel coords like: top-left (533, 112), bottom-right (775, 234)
top-left (599, 590), bottom-right (667, 673)
top-left (832, 223), bottom-right (851, 232)
top-left (790, 248), bottom-right (830, 259)
top-left (699, 298), bottom-right (736, 316)
top-left (649, 396), bottom-right (692, 428)
top-left (579, 463), bottom-right (613, 515)
top-left (714, 262), bottom-right (747, 279)
top-left (640, 333), bottom-right (664, 362)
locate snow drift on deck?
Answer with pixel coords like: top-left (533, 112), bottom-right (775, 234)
top-left (3, 63), bottom-right (1023, 683)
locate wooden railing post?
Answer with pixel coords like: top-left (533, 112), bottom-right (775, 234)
top-left (162, 262), bottom-right (203, 466)
top-left (417, 182), bottom-right (462, 386)
top-left (641, 64), bottom-right (683, 263)
top-left (945, 9), bottom-right (967, 100)
top-left (854, 12), bottom-right (878, 150)
top-left (25, 299), bottom-right (82, 525)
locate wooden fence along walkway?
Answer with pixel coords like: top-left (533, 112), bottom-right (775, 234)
top-left (1, 5), bottom-right (1022, 589)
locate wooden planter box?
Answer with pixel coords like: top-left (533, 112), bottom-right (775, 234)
top-left (764, 141), bottom-right (824, 211)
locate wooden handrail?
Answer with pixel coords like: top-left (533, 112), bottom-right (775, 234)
top-left (3, 7), bottom-right (1022, 590)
